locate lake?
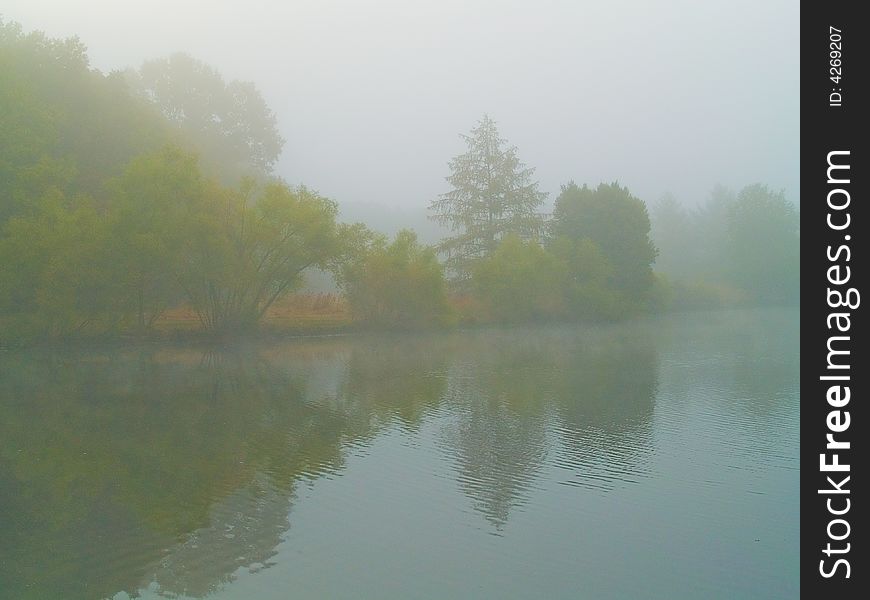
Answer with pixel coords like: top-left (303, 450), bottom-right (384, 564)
top-left (0, 308), bottom-right (799, 599)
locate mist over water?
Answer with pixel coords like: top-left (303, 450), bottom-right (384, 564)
top-left (0, 308), bottom-right (799, 599)
top-left (1, 3), bottom-right (800, 597)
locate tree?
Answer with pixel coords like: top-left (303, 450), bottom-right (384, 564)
top-left (649, 185), bottom-right (740, 287)
top-left (429, 115), bottom-right (546, 280)
top-left (549, 236), bottom-right (623, 319)
top-left (339, 229), bottom-right (449, 328)
top-left (649, 192), bottom-right (695, 279)
top-left (471, 234), bottom-right (565, 322)
top-left (0, 189), bottom-right (128, 338)
top-left (127, 52), bottom-right (284, 179)
top-left (691, 184), bottom-right (734, 282)
top-left (550, 182), bottom-right (657, 300)
top-left (0, 19), bottom-right (170, 223)
top-left (106, 146), bottom-right (210, 329)
top-left (725, 184), bottom-right (799, 304)
top-left (177, 182), bottom-right (343, 332)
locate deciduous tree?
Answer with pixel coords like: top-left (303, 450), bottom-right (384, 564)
top-left (339, 229), bottom-right (449, 327)
top-left (127, 52), bottom-right (284, 179)
top-left (551, 182), bottom-right (657, 299)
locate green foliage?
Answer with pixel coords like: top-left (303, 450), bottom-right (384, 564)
top-left (1, 19), bottom-right (800, 340)
top-left (468, 234), bottom-right (626, 322)
top-left (127, 52), bottom-right (285, 180)
top-left (471, 235), bottom-right (565, 322)
top-left (0, 190), bottom-right (125, 338)
top-left (551, 182), bottom-right (657, 300)
top-left (0, 19), bottom-right (171, 223)
top-left (549, 236), bottom-right (627, 319)
top-left (341, 229), bottom-right (450, 327)
top-left (106, 146), bottom-right (211, 329)
top-left (178, 182), bottom-right (343, 332)
top-left (1, 22), bottom-right (337, 341)
top-left (0, 147), bottom-right (209, 339)
top-left (429, 115), bottom-right (546, 280)
top-left (0, 143), bottom-right (342, 341)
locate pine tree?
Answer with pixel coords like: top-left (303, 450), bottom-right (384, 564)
top-left (429, 115), bottom-right (547, 279)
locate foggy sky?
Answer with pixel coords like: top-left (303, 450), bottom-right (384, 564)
top-left (4, 0), bottom-right (799, 212)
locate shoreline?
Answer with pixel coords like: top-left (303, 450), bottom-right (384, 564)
top-left (0, 303), bottom-right (799, 352)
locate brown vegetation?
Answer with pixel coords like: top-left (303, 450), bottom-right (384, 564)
top-left (157, 293), bottom-right (351, 334)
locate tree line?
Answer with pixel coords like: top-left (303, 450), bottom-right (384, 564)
top-left (650, 184), bottom-right (799, 308)
top-left (0, 20), bottom-right (799, 343)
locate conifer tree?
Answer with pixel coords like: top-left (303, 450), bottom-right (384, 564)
top-left (429, 115), bottom-right (546, 279)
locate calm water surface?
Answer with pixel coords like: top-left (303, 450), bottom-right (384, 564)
top-left (0, 308), bottom-right (799, 599)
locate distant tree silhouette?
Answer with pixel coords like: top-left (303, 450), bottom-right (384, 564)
top-left (725, 184), bottom-right (799, 304)
top-left (127, 52), bottom-right (284, 179)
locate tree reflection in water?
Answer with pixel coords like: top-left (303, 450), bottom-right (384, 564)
top-left (0, 323), bottom-right (660, 599)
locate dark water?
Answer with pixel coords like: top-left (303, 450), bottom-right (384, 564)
top-left (0, 308), bottom-right (799, 599)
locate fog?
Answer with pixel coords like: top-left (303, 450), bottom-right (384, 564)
top-left (4, 0), bottom-right (798, 214)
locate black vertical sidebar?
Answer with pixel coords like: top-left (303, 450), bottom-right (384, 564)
top-left (801, 2), bottom-right (866, 597)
